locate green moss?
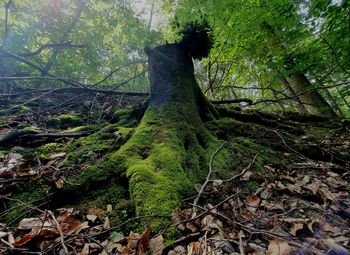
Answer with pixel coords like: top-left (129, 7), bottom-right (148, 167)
top-left (242, 181), bottom-right (260, 194)
top-left (18, 105), bottom-right (31, 113)
top-left (17, 123), bottom-right (31, 129)
top-left (112, 104), bottom-right (223, 231)
top-left (63, 125), bottom-right (96, 133)
top-left (22, 126), bottom-right (41, 133)
top-left (36, 142), bottom-right (65, 160)
top-left (47, 113), bottom-right (84, 129)
top-left (65, 123), bottom-right (132, 165)
top-left (2, 180), bottom-right (50, 225)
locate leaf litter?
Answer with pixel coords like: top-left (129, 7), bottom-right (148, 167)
top-left (0, 95), bottom-right (349, 254)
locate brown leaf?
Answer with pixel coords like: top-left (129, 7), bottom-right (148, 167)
top-left (267, 240), bottom-right (293, 255)
top-left (18, 218), bottom-right (53, 230)
top-left (244, 195), bottom-right (261, 212)
top-left (127, 232), bottom-right (141, 249)
top-left (290, 223), bottom-right (304, 236)
top-left (186, 222), bottom-right (198, 233)
top-left (106, 204), bottom-right (113, 212)
top-left (79, 242), bottom-right (100, 255)
top-left (149, 235), bottom-right (164, 255)
top-left (55, 178), bottom-right (64, 189)
top-left (135, 228), bottom-right (151, 255)
top-left (103, 216), bottom-right (110, 229)
top-left (187, 241), bottom-right (201, 255)
top-left (241, 170), bottom-right (253, 180)
top-left (86, 214), bottom-right (98, 223)
top-left (318, 187), bottom-right (337, 202)
top-left (317, 238), bottom-right (349, 255)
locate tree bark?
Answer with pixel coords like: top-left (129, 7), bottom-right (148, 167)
top-left (278, 76), bottom-right (307, 113)
top-left (112, 43), bottom-right (220, 230)
top-left (286, 73), bottom-right (337, 117)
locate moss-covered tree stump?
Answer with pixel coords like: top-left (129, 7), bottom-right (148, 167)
top-left (114, 40), bottom-right (223, 229)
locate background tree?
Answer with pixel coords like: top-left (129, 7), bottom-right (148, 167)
top-left (160, 0), bottom-right (350, 117)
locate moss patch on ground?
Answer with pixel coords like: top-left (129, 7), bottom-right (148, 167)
top-left (47, 113), bottom-right (84, 129)
top-left (2, 180), bottom-right (50, 225)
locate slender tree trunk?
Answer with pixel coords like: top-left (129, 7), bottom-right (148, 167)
top-left (286, 73), bottom-right (337, 117)
top-left (262, 22), bottom-right (336, 117)
top-left (279, 76), bottom-right (307, 113)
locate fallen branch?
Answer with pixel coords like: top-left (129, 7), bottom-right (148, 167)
top-left (0, 131), bottom-right (90, 147)
top-left (193, 142), bottom-right (226, 213)
top-left (211, 98), bottom-right (252, 105)
top-left (0, 87), bottom-right (148, 98)
top-left (48, 210), bottom-right (69, 255)
top-left (214, 153), bottom-right (259, 183)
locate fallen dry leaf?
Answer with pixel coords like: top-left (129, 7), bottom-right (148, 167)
top-left (317, 238), bottom-right (349, 255)
top-left (267, 240), bottom-right (293, 255)
top-left (135, 228), bottom-right (151, 255)
top-left (187, 241), bottom-right (201, 255)
top-left (244, 195), bottom-right (261, 212)
top-left (149, 235), bottom-right (164, 255)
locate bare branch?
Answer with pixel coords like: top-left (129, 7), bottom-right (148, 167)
top-left (211, 98), bottom-right (253, 105)
top-left (17, 43), bottom-right (87, 57)
top-left (92, 60), bottom-right (145, 87)
top-left (193, 142), bottom-right (226, 214)
top-left (0, 51), bottom-right (83, 87)
top-left (0, 87), bottom-right (148, 98)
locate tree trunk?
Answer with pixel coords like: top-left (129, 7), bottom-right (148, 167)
top-left (286, 73), bottom-right (337, 117)
top-left (279, 76), bottom-right (307, 113)
top-left (114, 43), bottom-right (220, 229)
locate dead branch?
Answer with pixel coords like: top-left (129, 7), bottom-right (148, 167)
top-left (0, 89), bottom-right (60, 113)
top-left (213, 153), bottom-right (259, 183)
top-left (92, 60), bottom-right (145, 87)
top-left (0, 51), bottom-right (83, 88)
top-left (48, 210), bottom-right (69, 254)
top-left (193, 142), bottom-right (226, 213)
top-left (0, 87), bottom-right (148, 98)
top-left (180, 192), bottom-right (240, 225)
top-left (0, 131), bottom-right (90, 147)
top-left (17, 43), bottom-right (87, 57)
top-left (211, 98), bottom-right (253, 105)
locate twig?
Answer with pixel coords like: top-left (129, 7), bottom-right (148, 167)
top-left (181, 192), bottom-right (240, 225)
top-left (0, 237), bottom-right (14, 249)
top-left (48, 210), bottom-right (68, 255)
top-left (17, 43), bottom-right (86, 57)
top-left (0, 89), bottom-right (59, 113)
top-left (193, 142), bottom-right (226, 213)
top-left (92, 60), bottom-right (145, 87)
top-left (0, 50), bottom-right (83, 88)
top-left (173, 232), bottom-right (202, 245)
top-left (268, 129), bottom-right (311, 161)
top-left (216, 153), bottom-right (259, 183)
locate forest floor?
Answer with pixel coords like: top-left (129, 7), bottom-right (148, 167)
top-left (0, 89), bottom-right (349, 255)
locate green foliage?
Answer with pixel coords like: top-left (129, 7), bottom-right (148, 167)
top-left (176, 19), bottom-right (214, 59)
top-left (160, 0), bottom-right (350, 115)
top-left (0, 0), bottom-right (163, 91)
